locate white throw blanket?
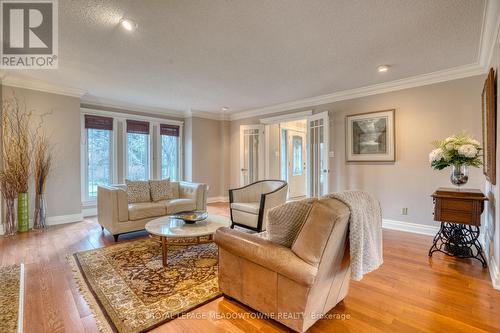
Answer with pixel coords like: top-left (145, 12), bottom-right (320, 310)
top-left (327, 191), bottom-right (383, 281)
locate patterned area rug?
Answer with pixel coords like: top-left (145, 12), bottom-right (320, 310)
top-left (70, 238), bottom-right (221, 333)
top-left (0, 264), bottom-right (23, 333)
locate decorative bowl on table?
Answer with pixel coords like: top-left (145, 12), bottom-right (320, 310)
top-left (172, 211), bottom-right (208, 224)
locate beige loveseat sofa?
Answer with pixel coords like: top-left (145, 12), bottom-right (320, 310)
top-left (215, 197), bottom-right (351, 332)
top-left (98, 181), bottom-right (208, 241)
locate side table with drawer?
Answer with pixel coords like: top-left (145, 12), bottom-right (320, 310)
top-left (428, 187), bottom-right (488, 267)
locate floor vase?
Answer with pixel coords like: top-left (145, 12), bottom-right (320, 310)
top-left (4, 198), bottom-right (17, 236)
top-left (17, 193), bottom-right (29, 232)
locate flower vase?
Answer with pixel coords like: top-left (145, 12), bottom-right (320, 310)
top-left (17, 192), bottom-right (29, 232)
top-left (450, 164), bottom-right (469, 188)
top-left (4, 198), bottom-right (17, 236)
top-left (33, 194), bottom-right (47, 229)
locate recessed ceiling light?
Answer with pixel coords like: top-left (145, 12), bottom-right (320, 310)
top-left (120, 18), bottom-right (136, 31)
top-left (221, 107), bottom-right (229, 111)
top-left (377, 65), bottom-right (389, 73)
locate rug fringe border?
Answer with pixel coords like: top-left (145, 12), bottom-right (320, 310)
top-left (67, 255), bottom-right (114, 333)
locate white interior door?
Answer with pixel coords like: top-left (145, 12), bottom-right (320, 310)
top-left (287, 130), bottom-right (307, 198)
top-left (307, 112), bottom-right (329, 197)
top-left (240, 125), bottom-right (265, 186)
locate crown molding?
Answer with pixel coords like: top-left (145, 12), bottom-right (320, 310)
top-left (81, 95), bottom-right (186, 120)
top-left (229, 63), bottom-right (486, 121)
top-left (186, 109), bottom-right (230, 121)
top-left (81, 107), bottom-right (184, 126)
top-left (478, 0), bottom-right (500, 68)
top-left (0, 72), bottom-right (87, 98)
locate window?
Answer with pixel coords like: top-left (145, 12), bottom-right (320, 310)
top-left (126, 120), bottom-right (150, 180)
top-left (280, 129), bottom-right (288, 181)
top-left (292, 135), bottom-right (303, 175)
top-left (160, 124), bottom-right (180, 180)
top-left (84, 115), bottom-right (113, 200)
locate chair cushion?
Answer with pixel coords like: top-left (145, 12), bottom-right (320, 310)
top-left (267, 198), bottom-right (317, 247)
top-left (231, 202), bottom-right (260, 214)
top-left (125, 179), bottom-right (151, 203)
top-left (149, 179), bottom-right (173, 202)
top-left (128, 202), bottom-right (166, 221)
top-left (165, 199), bottom-right (196, 214)
top-left (232, 209), bottom-right (259, 228)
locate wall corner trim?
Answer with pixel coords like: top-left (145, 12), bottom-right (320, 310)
top-left (229, 63), bottom-right (486, 121)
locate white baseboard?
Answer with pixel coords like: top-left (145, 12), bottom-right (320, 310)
top-left (207, 196), bottom-right (229, 203)
top-left (489, 255), bottom-right (500, 290)
top-left (82, 207), bottom-right (97, 217)
top-left (0, 212), bottom-right (83, 235)
top-left (46, 213), bottom-right (84, 226)
top-left (382, 219), bottom-right (439, 236)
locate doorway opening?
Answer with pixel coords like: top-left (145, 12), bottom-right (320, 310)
top-left (240, 111), bottom-right (330, 198)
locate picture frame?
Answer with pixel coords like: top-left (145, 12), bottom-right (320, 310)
top-left (346, 109), bottom-right (395, 162)
top-left (482, 67), bottom-right (497, 185)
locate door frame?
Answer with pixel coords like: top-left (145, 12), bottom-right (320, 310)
top-left (239, 124), bottom-right (265, 186)
top-left (307, 111), bottom-right (330, 197)
top-left (287, 129), bottom-right (307, 198)
top-left (261, 110), bottom-right (312, 179)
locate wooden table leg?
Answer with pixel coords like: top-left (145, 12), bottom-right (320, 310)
top-left (161, 236), bottom-right (168, 266)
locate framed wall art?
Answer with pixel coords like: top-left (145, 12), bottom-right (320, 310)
top-left (482, 67), bottom-right (496, 185)
top-left (346, 109), bottom-right (395, 162)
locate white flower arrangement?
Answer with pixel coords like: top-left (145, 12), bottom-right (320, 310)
top-left (429, 133), bottom-right (482, 170)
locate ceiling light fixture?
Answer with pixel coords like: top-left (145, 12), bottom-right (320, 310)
top-left (120, 18), bottom-right (136, 32)
top-left (377, 65), bottom-right (389, 73)
top-left (221, 107), bottom-right (229, 111)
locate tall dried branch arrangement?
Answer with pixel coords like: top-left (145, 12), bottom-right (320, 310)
top-left (34, 135), bottom-right (51, 195)
top-left (1, 96), bottom-right (32, 194)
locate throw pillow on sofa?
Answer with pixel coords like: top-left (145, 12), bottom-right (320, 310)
top-left (267, 198), bottom-right (317, 247)
top-left (125, 179), bottom-right (151, 203)
top-left (149, 178), bottom-right (173, 202)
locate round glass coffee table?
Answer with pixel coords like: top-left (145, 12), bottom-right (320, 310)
top-left (145, 214), bottom-right (231, 266)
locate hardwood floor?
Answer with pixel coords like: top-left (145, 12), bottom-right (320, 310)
top-left (1, 202), bottom-right (499, 333)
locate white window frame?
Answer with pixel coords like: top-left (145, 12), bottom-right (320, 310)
top-left (124, 124), bottom-right (153, 181)
top-left (155, 123), bottom-right (183, 181)
top-left (80, 114), bottom-right (118, 205)
top-left (81, 108), bottom-right (184, 205)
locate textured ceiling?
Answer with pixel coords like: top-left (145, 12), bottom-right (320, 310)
top-left (4, 0), bottom-right (485, 114)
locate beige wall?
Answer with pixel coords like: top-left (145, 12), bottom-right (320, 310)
top-left (2, 86), bottom-right (82, 217)
top-left (230, 75), bottom-right (486, 227)
top-left (187, 117), bottom-right (229, 198)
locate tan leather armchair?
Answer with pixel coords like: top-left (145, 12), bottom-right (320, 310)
top-left (229, 180), bottom-right (287, 232)
top-left (97, 181), bottom-right (208, 241)
top-left (214, 197), bottom-right (351, 332)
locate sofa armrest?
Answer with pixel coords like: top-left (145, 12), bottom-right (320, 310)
top-left (97, 185), bottom-right (129, 233)
top-left (214, 227), bottom-right (317, 286)
top-left (179, 181), bottom-right (208, 211)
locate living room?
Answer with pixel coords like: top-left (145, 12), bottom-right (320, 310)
top-left (1, 1), bottom-right (500, 332)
